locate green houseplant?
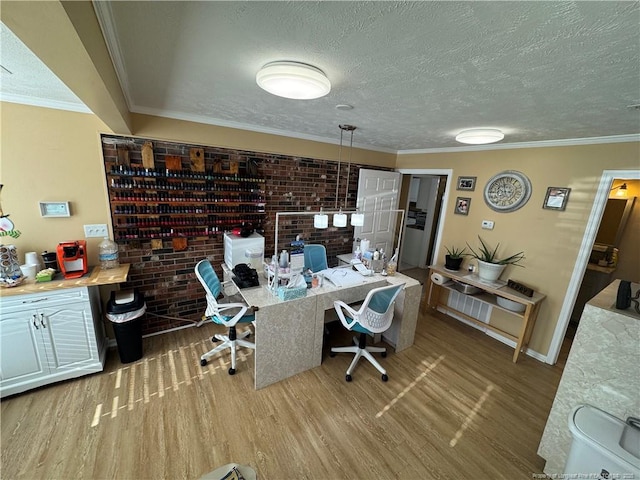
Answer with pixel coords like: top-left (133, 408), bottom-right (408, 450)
top-left (466, 236), bottom-right (525, 281)
top-left (444, 246), bottom-right (468, 271)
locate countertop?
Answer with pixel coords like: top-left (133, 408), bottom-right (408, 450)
top-left (586, 278), bottom-right (640, 320)
top-left (0, 264), bottom-right (130, 297)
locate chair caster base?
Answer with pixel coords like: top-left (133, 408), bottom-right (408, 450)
top-left (228, 368), bottom-right (236, 375)
top-left (382, 374), bottom-right (389, 382)
top-left (345, 374), bottom-right (352, 382)
top-left (381, 351), bottom-right (387, 358)
top-left (329, 351), bottom-right (336, 357)
top-left (200, 359), bottom-right (207, 366)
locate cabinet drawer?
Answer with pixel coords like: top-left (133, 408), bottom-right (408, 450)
top-left (1, 287), bottom-right (89, 311)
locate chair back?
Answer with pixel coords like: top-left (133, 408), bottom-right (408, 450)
top-left (195, 259), bottom-right (252, 326)
top-left (195, 259), bottom-right (222, 300)
top-left (357, 283), bottom-right (405, 333)
top-left (304, 244), bottom-right (328, 272)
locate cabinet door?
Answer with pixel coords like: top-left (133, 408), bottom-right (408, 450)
top-left (40, 302), bottom-right (93, 371)
top-left (0, 310), bottom-right (49, 384)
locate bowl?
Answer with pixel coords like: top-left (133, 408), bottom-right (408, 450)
top-left (496, 296), bottom-right (526, 313)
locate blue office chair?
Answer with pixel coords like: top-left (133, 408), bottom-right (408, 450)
top-left (304, 244), bottom-right (328, 272)
top-left (194, 259), bottom-right (255, 375)
top-left (330, 283), bottom-right (405, 382)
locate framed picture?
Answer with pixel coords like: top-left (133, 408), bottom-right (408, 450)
top-left (457, 176), bottom-right (477, 191)
top-left (543, 187), bottom-right (571, 211)
top-left (454, 197), bottom-right (471, 215)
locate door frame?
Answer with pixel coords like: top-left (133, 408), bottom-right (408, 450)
top-left (396, 169), bottom-right (453, 267)
top-left (546, 168), bottom-right (640, 364)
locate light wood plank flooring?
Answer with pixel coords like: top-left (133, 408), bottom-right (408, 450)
top-left (1, 308), bottom-right (563, 479)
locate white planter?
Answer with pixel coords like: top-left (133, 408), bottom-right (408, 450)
top-left (477, 260), bottom-right (506, 282)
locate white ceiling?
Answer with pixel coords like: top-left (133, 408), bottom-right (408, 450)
top-left (2, 1), bottom-right (639, 152)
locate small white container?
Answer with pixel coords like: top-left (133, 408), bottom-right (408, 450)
top-left (20, 264), bottom-right (37, 279)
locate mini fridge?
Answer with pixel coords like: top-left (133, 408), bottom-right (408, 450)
top-left (224, 232), bottom-right (265, 270)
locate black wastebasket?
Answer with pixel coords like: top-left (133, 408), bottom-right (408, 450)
top-left (106, 289), bottom-right (146, 363)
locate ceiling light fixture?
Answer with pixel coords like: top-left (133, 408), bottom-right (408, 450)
top-left (256, 61), bottom-right (331, 100)
top-left (455, 128), bottom-right (505, 145)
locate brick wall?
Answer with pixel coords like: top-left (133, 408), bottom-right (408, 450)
top-left (101, 135), bottom-right (390, 335)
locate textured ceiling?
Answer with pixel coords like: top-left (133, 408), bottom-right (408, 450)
top-left (3, 1), bottom-right (640, 152)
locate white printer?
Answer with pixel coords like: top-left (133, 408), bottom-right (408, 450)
top-left (223, 232), bottom-right (265, 270)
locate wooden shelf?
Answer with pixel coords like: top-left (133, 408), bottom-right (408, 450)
top-left (423, 265), bottom-right (546, 363)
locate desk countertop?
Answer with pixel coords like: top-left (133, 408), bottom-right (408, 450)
top-left (231, 264), bottom-right (419, 309)
top-left (0, 264), bottom-right (130, 297)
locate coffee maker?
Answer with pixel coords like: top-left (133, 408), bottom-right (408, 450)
top-left (57, 241), bottom-right (88, 279)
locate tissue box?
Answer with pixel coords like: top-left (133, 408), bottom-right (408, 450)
top-left (276, 285), bottom-right (307, 301)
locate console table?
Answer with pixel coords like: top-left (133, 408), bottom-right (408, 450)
top-left (424, 265), bottom-right (545, 363)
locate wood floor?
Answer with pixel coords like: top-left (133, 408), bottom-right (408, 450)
top-left (1, 306), bottom-right (564, 479)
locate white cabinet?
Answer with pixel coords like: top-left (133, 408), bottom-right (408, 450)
top-left (0, 286), bottom-right (106, 397)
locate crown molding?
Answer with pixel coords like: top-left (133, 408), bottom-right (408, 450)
top-left (0, 93), bottom-right (92, 114)
top-left (397, 134), bottom-right (640, 155)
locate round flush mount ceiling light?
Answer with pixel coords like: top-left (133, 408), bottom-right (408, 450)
top-left (455, 128), bottom-right (505, 145)
top-left (256, 61), bottom-right (331, 100)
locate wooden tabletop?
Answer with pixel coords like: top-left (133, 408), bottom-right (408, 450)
top-left (0, 264), bottom-right (130, 297)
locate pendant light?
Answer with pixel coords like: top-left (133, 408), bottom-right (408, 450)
top-left (350, 209), bottom-right (364, 226)
top-left (333, 124), bottom-right (357, 227)
top-left (314, 208), bottom-right (328, 229)
top-left (333, 209), bottom-right (348, 227)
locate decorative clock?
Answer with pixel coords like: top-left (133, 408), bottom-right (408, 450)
top-left (483, 170), bottom-right (532, 212)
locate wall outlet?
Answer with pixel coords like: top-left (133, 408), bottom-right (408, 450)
top-left (84, 224), bottom-right (108, 238)
top-left (481, 220), bottom-right (494, 230)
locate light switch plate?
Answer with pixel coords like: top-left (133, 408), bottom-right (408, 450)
top-left (84, 224), bottom-right (108, 238)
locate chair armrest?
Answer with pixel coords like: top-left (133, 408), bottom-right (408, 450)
top-left (334, 300), bottom-right (360, 330)
top-left (216, 303), bottom-right (249, 326)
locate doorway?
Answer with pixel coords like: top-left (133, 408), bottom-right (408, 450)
top-left (547, 170), bottom-right (640, 365)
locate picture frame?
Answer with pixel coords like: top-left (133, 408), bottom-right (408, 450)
top-left (543, 187), bottom-right (571, 211)
top-left (457, 176), bottom-right (477, 191)
top-left (454, 197), bottom-right (471, 216)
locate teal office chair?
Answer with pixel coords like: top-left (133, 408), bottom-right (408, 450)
top-left (330, 283), bottom-right (405, 382)
top-left (304, 244), bottom-right (328, 272)
top-left (194, 259), bottom-right (255, 375)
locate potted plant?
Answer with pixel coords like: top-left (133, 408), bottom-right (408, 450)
top-left (466, 236), bottom-right (525, 282)
top-left (444, 246), bottom-right (468, 271)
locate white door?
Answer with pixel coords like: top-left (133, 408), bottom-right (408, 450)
top-left (355, 169), bottom-right (401, 256)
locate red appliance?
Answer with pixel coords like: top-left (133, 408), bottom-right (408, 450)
top-left (57, 241), bottom-right (88, 279)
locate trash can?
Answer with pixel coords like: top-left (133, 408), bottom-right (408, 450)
top-left (565, 404), bottom-right (640, 478)
top-left (106, 289), bottom-right (146, 363)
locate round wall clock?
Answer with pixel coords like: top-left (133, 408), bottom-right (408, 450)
top-left (483, 170), bottom-right (532, 212)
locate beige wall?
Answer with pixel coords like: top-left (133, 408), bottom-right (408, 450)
top-left (397, 143), bottom-right (640, 357)
top-left (0, 103), bottom-right (113, 266)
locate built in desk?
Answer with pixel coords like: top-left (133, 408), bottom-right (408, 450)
top-left (222, 263), bottom-right (421, 389)
top-left (424, 265), bottom-right (545, 363)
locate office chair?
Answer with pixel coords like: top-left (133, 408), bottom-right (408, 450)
top-left (304, 244), bottom-right (328, 272)
top-left (330, 283), bottom-right (405, 382)
top-left (194, 259), bottom-right (255, 375)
